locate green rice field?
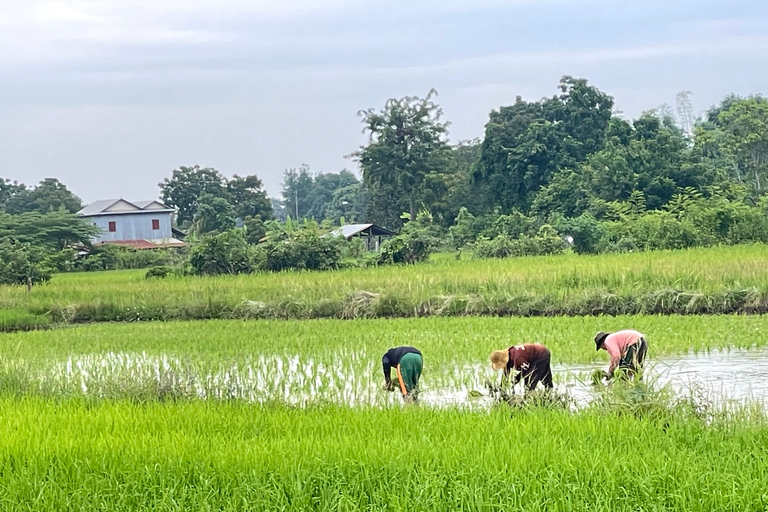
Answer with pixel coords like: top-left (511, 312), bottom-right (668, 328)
top-left (4, 247), bottom-right (768, 510)
top-left (1, 397), bottom-right (767, 511)
top-left (2, 245), bottom-right (768, 324)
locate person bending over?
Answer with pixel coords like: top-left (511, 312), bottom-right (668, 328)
top-left (490, 344), bottom-right (553, 392)
top-left (382, 346), bottom-right (423, 402)
top-left (594, 329), bottom-right (648, 380)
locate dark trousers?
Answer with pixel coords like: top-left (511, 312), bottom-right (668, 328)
top-left (619, 337), bottom-right (648, 375)
top-left (520, 356), bottom-right (553, 391)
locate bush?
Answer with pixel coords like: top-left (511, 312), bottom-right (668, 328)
top-left (0, 241), bottom-right (53, 285)
top-left (256, 230), bottom-right (346, 272)
top-left (189, 229), bottom-right (255, 276)
top-left (558, 213), bottom-right (607, 254)
top-left (78, 245), bottom-right (183, 271)
top-left (472, 225), bottom-right (566, 259)
top-left (609, 212), bottom-right (701, 251)
top-left (145, 266), bottom-right (172, 279)
top-left (379, 213), bottom-right (441, 265)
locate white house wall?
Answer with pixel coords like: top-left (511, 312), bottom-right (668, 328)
top-left (89, 213), bottom-right (173, 242)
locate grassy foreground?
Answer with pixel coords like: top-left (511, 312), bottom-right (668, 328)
top-left (1, 398), bottom-right (767, 511)
top-left (3, 245), bottom-right (768, 324)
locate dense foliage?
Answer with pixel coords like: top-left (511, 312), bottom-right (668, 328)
top-left (159, 166), bottom-right (272, 233)
top-left (0, 211), bottom-right (99, 285)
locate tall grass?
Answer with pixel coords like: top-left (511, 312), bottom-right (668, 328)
top-left (2, 245), bottom-right (768, 322)
top-left (0, 397), bottom-right (767, 511)
top-left (0, 309), bottom-right (50, 332)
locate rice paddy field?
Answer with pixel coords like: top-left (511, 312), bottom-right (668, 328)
top-left (4, 246), bottom-right (768, 510)
top-left (2, 244), bottom-right (768, 324)
top-left (2, 398), bottom-right (768, 511)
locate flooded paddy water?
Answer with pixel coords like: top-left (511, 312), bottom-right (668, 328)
top-left (13, 347), bottom-right (768, 409)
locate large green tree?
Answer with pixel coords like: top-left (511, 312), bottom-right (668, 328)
top-left (3, 178), bottom-right (82, 215)
top-left (227, 174), bottom-right (273, 221)
top-left (0, 179), bottom-right (25, 212)
top-left (354, 90), bottom-right (452, 227)
top-left (160, 166), bottom-right (272, 227)
top-left (695, 96), bottom-right (768, 198)
top-left (0, 211), bottom-right (99, 250)
top-left (533, 114), bottom-right (717, 217)
top-left (281, 165), bottom-right (315, 220)
top-left (160, 166), bottom-right (227, 225)
top-left (474, 77), bottom-right (614, 212)
top-left (192, 192), bottom-right (237, 235)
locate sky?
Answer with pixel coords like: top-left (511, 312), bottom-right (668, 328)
top-left (2, 0), bottom-right (767, 204)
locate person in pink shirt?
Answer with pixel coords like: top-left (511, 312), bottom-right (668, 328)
top-left (594, 329), bottom-right (648, 379)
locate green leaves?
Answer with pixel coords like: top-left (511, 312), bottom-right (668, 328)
top-left (354, 90), bottom-right (451, 228)
top-left (160, 166), bottom-right (272, 227)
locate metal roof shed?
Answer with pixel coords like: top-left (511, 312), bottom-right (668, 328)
top-left (330, 223), bottom-right (396, 251)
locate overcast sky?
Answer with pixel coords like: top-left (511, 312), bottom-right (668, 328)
top-left (2, 0), bottom-right (767, 204)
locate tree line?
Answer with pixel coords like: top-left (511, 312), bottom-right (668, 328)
top-left (2, 75), bottom-right (767, 282)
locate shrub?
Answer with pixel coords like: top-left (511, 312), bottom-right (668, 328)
top-left (256, 230), bottom-right (345, 272)
top-left (472, 225), bottom-right (566, 259)
top-left (78, 245), bottom-right (183, 271)
top-left (379, 213), bottom-right (441, 265)
top-left (145, 266), bottom-right (172, 279)
top-left (0, 240), bottom-right (53, 285)
top-left (189, 229), bottom-right (255, 276)
top-left (558, 213), bottom-right (607, 254)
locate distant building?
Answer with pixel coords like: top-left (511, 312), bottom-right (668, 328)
top-left (330, 223), bottom-right (396, 251)
top-left (77, 199), bottom-right (184, 249)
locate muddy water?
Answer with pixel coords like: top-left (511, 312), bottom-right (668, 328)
top-left (26, 348), bottom-right (768, 408)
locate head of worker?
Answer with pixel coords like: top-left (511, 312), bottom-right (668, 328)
top-left (594, 331), bottom-right (610, 352)
top-left (490, 350), bottom-right (509, 371)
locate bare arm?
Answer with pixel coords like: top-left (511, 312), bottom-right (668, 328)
top-left (607, 355), bottom-right (620, 378)
top-left (382, 356), bottom-right (394, 390)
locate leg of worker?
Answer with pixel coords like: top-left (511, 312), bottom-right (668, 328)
top-left (398, 353), bottom-right (420, 395)
top-left (542, 362), bottom-right (554, 389)
top-left (396, 364), bottom-right (408, 396)
top-left (526, 365), bottom-right (542, 392)
top-left (412, 354), bottom-right (422, 392)
top-left (636, 338), bottom-right (648, 368)
top-left (619, 343), bottom-right (638, 378)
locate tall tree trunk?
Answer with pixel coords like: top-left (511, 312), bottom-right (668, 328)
top-left (409, 196), bottom-right (416, 222)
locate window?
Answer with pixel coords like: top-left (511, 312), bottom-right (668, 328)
top-left (152, 219), bottom-right (160, 230)
top-left (108, 221), bottom-right (116, 232)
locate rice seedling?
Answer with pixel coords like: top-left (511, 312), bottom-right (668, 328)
top-left (2, 315), bottom-right (768, 407)
top-left (1, 396), bottom-right (767, 511)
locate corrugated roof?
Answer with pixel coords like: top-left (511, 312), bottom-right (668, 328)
top-left (133, 200), bottom-right (167, 210)
top-left (331, 224), bottom-right (374, 238)
top-left (78, 198), bottom-right (173, 217)
top-left (77, 199), bottom-right (122, 216)
top-left (330, 223), bottom-right (396, 238)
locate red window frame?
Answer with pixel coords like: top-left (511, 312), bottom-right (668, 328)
top-left (108, 221), bottom-right (116, 232)
top-left (152, 219), bottom-right (160, 230)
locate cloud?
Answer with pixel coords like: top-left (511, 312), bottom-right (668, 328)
top-left (34, 1), bottom-right (100, 22)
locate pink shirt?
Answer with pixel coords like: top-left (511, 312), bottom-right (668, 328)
top-left (603, 330), bottom-right (644, 372)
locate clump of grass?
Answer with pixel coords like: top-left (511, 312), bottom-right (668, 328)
top-left (0, 309), bottom-right (50, 332)
top-left (341, 290), bottom-right (380, 319)
top-left (482, 380), bottom-right (574, 411)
